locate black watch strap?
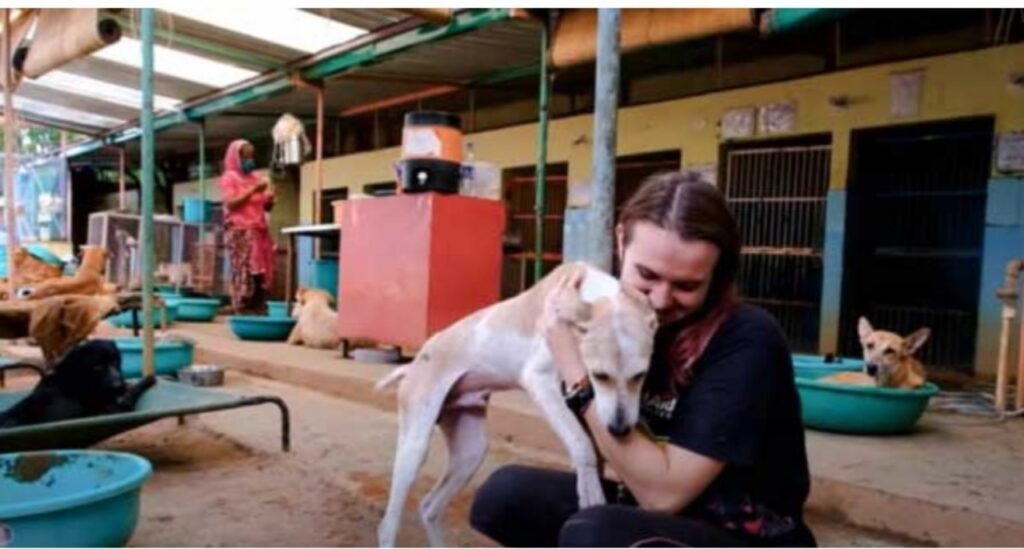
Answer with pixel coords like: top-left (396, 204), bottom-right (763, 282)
top-left (563, 379), bottom-right (594, 416)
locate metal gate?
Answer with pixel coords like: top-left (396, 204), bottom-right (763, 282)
top-left (722, 141), bottom-right (831, 353)
top-left (841, 118), bottom-right (993, 373)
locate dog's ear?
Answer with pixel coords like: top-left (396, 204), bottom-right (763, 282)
top-left (858, 317), bottom-right (874, 341)
top-left (550, 272), bottom-right (592, 327)
top-left (903, 327), bottom-right (931, 356)
top-left (295, 287), bottom-right (307, 302)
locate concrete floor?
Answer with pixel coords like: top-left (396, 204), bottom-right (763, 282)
top-left (4, 320), bottom-right (1023, 546)
top-left (99, 373), bottom-right (906, 547)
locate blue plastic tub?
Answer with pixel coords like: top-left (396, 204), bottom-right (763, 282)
top-left (792, 354), bottom-right (865, 380)
top-left (267, 301), bottom-right (290, 318)
top-left (175, 297), bottom-right (221, 322)
top-left (107, 303), bottom-right (178, 329)
top-left (113, 337), bottom-right (194, 378)
top-left (229, 316), bottom-right (296, 341)
top-left (182, 198), bottom-right (214, 224)
top-left (796, 378), bottom-right (940, 435)
top-left (0, 450), bottom-right (152, 547)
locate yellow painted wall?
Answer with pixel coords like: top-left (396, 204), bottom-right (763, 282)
top-left (298, 43), bottom-right (1024, 220)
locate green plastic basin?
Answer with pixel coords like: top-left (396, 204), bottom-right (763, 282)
top-left (175, 298), bottom-right (221, 322)
top-left (796, 378), bottom-right (939, 434)
top-left (112, 337), bottom-right (195, 378)
top-left (228, 316), bottom-right (296, 341)
top-left (266, 301), bottom-right (290, 318)
top-left (792, 354), bottom-right (865, 379)
top-left (106, 303), bottom-right (178, 329)
top-left (0, 450), bottom-right (151, 547)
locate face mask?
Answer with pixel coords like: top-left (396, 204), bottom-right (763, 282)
top-left (241, 158), bottom-right (257, 173)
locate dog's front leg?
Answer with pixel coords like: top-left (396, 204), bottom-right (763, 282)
top-left (286, 321), bottom-right (303, 346)
top-left (521, 356), bottom-right (606, 508)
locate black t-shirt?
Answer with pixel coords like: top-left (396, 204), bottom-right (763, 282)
top-left (636, 304), bottom-right (810, 535)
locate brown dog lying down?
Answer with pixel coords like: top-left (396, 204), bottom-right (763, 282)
top-left (821, 317), bottom-right (929, 389)
top-left (24, 246), bottom-right (113, 300)
top-left (0, 247), bottom-right (65, 299)
top-left (0, 293), bottom-right (142, 367)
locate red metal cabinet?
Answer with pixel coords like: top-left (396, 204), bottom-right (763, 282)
top-left (336, 193), bottom-right (505, 348)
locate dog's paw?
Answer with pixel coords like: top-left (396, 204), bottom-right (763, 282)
top-left (577, 471), bottom-right (607, 508)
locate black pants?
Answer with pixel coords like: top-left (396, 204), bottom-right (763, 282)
top-left (470, 465), bottom-right (817, 548)
top-left (242, 274), bottom-right (268, 315)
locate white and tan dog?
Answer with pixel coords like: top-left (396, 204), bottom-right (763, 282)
top-left (286, 287), bottom-right (341, 350)
top-left (375, 262), bottom-right (657, 547)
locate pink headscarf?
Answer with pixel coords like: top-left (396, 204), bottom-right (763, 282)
top-left (223, 139), bottom-right (260, 181)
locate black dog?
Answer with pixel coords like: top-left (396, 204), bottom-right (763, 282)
top-left (0, 340), bottom-right (155, 428)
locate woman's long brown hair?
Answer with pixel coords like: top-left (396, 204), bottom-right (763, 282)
top-left (618, 171), bottom-right (743, 387)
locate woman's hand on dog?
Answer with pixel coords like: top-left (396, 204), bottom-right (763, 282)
top-left (541, 273), bottom-right (587, 385)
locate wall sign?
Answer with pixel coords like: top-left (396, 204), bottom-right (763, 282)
top-left (891, 69), bottom-right (924, 119)
top-left (758, 101), bottom-right (797, 135)
top-left (720, 107), bottom-right (756, 140)
top-left (996, 132), bottom-right (1024, 173)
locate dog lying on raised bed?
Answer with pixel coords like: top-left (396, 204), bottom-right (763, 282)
top-left (0, 339), bottom-right (155, 429)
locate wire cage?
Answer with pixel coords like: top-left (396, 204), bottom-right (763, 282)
top-left (722, 142), bottom-right (832, 354)
top-left (86, 211), bottom-right (227, 295)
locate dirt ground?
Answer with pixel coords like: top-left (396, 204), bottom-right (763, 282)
top-left (71, 372), bottom-right (908, 547)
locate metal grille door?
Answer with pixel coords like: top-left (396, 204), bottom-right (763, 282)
top-left (723, 143), bottom-right (832, 353)
top-left (841, 118), bottom-right (993, 373)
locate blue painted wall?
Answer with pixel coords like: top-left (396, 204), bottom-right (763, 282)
top-left (975, 177), bottom-right (1024, 375)
top-left (819, 189), bottom-right (846, 355)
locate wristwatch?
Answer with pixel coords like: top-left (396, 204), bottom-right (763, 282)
top-left (563, 377), bottom-right (594, 416)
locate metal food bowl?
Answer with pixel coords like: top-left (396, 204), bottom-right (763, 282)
top-left (176, 365), bottom-right (225, 387)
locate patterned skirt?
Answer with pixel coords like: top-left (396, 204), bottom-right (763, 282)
top-left (226, 225), bottom-right (275, 314)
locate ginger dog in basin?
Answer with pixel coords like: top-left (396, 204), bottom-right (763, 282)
top-left (822, 317), bottom-right (929, 389)
top-left (374, 262), bottom-right (657, 547)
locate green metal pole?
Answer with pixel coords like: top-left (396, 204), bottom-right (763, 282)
top-left (533, 21), bottom-right (550, 282)
top-left (140, 8), bottom-right (156, 377)
top-left (198, 118), bottom-right (206, 246)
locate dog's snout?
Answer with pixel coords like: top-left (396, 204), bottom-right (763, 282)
top-left (607, 422), bottom-right (632, 437)
top-left (866, 363), bottom-right (879, 377)
top-left (607, 407), bottom-right (631, 437)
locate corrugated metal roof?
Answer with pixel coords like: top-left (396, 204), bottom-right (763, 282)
top-left (35, 8), bottom-right (542, 162)
top-left (303, 8), bottom-right (410, 31)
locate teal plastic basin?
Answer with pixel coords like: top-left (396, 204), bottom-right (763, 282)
top-left (228, 316), bottom-right (296, 341)
top-left (792, 354), bottom-right (865, 380)
top-left (0, 450), bottom-right (152, 547)
top-left (796, 378), bottom-right (939, 434)
top-left (112, 337), bottom-right (195, 378)
top-left (107, 303), bottom-right (178, 329)
top-left (175, 298), bottom-right (221, 322)
top-left (267, 301), bottom-right (290, 318)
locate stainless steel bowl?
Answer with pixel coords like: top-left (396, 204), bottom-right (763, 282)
top-left (177, 364), bottom-right (225, 387)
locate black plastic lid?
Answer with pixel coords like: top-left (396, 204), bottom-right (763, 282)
top-left (404, 110), bottom-right (462, 130)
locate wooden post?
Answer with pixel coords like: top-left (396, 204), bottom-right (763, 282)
top-left (118, 146), bottom-right (126, 210)
top-left (314, 84), bottom-right (325, 259)
top-left (3, 9), bottom-right (18, 297)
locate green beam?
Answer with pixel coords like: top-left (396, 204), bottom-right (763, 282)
top-left (140, 8), bottom-right (156, 377)
top-left (760, 9), bottom-right (853, 35)
top-left (475, 63), bottom-right (539, 86)
top-left (301, 9), bottom-right (511, 81)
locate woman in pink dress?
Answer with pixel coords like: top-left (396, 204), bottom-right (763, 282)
top-left (220, 139), bottom-right (276, 315)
